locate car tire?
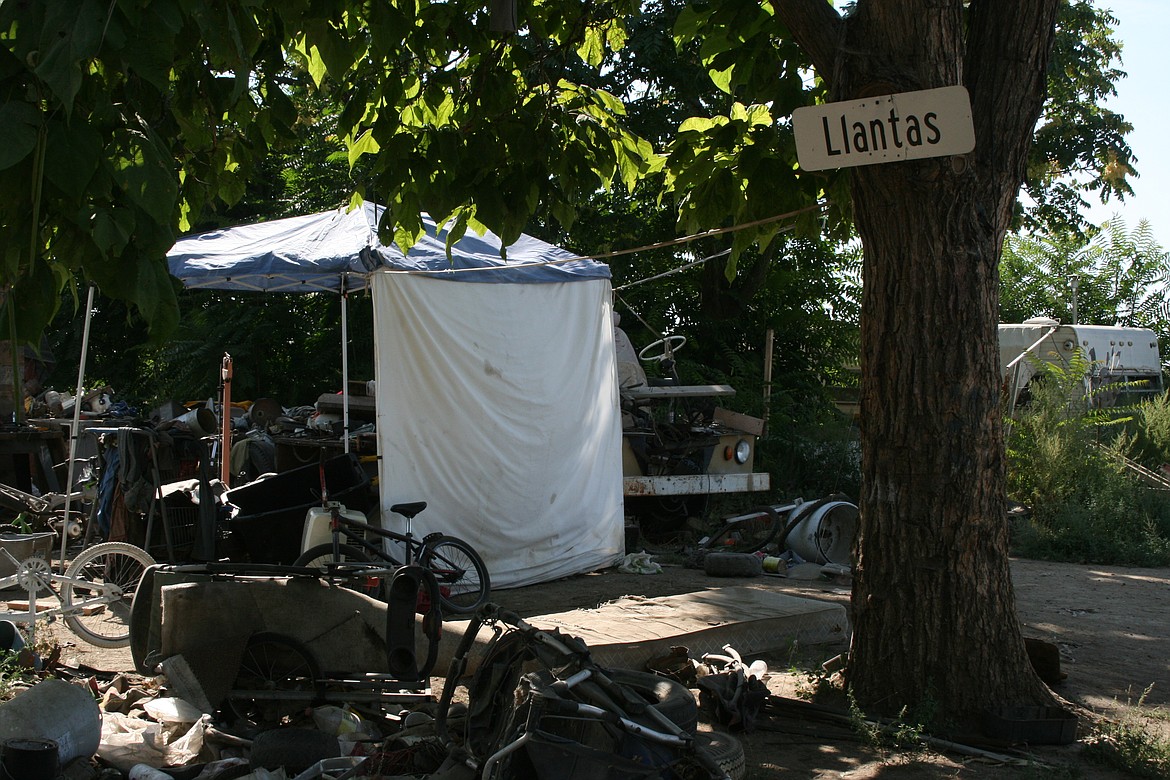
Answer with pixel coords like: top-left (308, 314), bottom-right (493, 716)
top-left (703, 552), bottom-right (762, 577)
top-left (696, 731), bottom-right (746, 780)
top-left (607, 668), bottom-right (699, 735)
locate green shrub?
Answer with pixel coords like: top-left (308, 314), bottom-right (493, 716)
top-left (1007, 359), bottom-right (1170, 566)
top-left (1083, 704), bottom-right (1170, 780)
top-left (1117, 391), bottom-right (1170, 470)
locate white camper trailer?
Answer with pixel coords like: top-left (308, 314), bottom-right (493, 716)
top-left (999, 318), bottom-right (1163, 410)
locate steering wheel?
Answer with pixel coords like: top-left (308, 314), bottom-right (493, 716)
top-left (638, 335), bottom-right (687, 363)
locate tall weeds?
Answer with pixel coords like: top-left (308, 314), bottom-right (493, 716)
top-left (1006, 358), bottom-right (1170, 565)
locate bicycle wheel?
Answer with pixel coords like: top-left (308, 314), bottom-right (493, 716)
top-left (293, 543), bottom-right (383, 599)
top-left (226, 632), bottom-right (322, 725)
top-left (420, 535), bottom-right (490, 614)
top-left (62, 541), bottom-right (155, 648)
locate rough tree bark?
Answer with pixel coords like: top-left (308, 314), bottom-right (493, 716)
top-left (774, 0), bottom-right (1062, 721)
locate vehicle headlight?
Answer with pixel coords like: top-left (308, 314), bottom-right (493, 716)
top-left (733, 439), bottom-right (751, 464)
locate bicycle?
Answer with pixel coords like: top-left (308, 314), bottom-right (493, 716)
top-left (0, 534), bottom-right (155, 648)
top-left (292, 500), bottom-right (490, 615)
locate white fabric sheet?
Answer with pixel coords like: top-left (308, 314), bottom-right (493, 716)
top-left (372, 272), bottom-right (624, 588)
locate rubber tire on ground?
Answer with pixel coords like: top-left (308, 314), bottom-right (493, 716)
top-left (607, 668), bottom-right (699, 735)
top-left (696, 731), bottom-right (746, 780)
top-left (248, 727), bottom-right (341, 773)
top-left (293, 543), bottom-right (382, 598)
top-left (61, 541), bottom-right (156, 648)
top-left (128, 563), bottom-right (162, 673)
top-left (420, 535), bottom-right (491, 614)
top-left (703, 552), bottom-right (762, 578)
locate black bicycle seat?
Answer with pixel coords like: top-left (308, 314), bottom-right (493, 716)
top-left (390, 501), bottom-right (427, 519)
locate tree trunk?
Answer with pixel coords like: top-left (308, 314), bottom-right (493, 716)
top-left (0, 288), bottom-right (13, 422)
top-left (776, 0), bottom-right (1062, 722)
top-left (849, 165), bottom-right (1054, 718)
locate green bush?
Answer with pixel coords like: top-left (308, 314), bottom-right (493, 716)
top-left (1083, 710), bottom-right (1170, 780)
top-left (1116, 391), bottom-right (1170, 471)
top-left (1006, 360), bottom-right (1170, 566)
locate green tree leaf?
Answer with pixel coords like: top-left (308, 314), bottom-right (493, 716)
top-left (0, 102), bottom-right (40, 171)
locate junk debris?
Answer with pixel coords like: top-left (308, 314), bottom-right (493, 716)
top-left (0, 589), bottom-right (757, 779)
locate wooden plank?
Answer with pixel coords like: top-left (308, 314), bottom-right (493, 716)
top-left (622, 385), bottom-right (736, 400)
top-left (713, 407), bottom-right (766, 437)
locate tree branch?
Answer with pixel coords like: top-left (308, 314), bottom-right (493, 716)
top-left (965, 0), bottom-right (1062, 230)
top-left (774, 0), bottom-right (846, 88)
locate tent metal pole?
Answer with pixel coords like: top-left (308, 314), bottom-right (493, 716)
top-left (220, 354), bottom-right (233, 485)
top-left (341, 277), bottom-right (350, 454)
top-left (60, 284), bottom-right (96, 568)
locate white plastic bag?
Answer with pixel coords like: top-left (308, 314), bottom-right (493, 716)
top-left (617, 551), bottom-right (662, 575)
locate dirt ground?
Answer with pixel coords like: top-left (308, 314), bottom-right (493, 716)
top-left (45, 557), bottom-right (1170, 779)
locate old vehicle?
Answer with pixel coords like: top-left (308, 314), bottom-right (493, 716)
top-left (614, 319), bottom-right (770, 535)
top-left (1000, 317), bottom-right (1164, 411)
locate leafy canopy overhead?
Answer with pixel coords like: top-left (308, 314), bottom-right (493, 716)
top-left (0, 0), bottom-right (1134, 343)
top-left (0, 0), bottom-right (656, 342)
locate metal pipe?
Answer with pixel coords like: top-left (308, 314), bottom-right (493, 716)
top-left (480, 731), bottom-right (532, 780)
top-left (341, 279), bottom-right (350, 454)
top-left (763, 328), bottom-right (774, 433)
top-left (60, 284), bottom-right (96, 568)
top-left (220, 354), bottom-right (233, 485)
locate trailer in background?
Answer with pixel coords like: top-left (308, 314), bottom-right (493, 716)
top-left (999, 317), bottom-right (1163, 411)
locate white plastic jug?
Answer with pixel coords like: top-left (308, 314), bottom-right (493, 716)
top-left (302, 503), bottom-right (368, 553)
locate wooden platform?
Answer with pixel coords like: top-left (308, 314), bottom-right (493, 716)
top-left (440, 586), bottom-right (850, 673)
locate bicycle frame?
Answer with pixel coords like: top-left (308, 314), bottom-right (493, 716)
top-left (0, 547), bottom-right (113, 646)
top-left (321, 504), bottom-right (428, 568)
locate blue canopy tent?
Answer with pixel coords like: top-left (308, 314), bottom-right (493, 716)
top-left (165, 201), bottom-right (609, 453)
top-left (163, 202), bottom-right (625, 586)
top-left (167, 201), bottom-right (606, 291)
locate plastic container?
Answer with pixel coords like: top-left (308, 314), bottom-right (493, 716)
top-left (785, 501), bottom-right (858, 565)
top-left (301, 503), bottom-right (367, 554)
top-left (225, 454), bottom-right (370, 564)
top-left (0, 623), bottom-right (23, 654)
top-left (0, 679), bottom-right (101, 764)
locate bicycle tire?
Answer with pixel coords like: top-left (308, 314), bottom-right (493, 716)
top-left (62, 541), bottom-right (156, 648)
top-left (293, 543), bottom-right (383, 599)
top-left (226, 632), bottom-right (323, 726)
top-left (420, 535), bottom-right (490, 614)
top-left (703, 505), bottom-right (782, 554)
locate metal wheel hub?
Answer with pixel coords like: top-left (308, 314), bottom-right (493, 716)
top-left (16, 557), bottom-right (51, 590)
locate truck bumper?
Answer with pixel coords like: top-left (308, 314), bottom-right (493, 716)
top-left (623, 472), bottom-right (771, 497)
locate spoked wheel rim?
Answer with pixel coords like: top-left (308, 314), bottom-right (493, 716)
top-left (227, 632), bottom-right (322, 726)
top-left (62, 542), bottom-right (155, 648)
top-left (424, 539), bottom-right (489, 613)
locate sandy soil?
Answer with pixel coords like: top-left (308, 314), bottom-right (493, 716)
top-left (42, 557), bottom-right (1170, 779)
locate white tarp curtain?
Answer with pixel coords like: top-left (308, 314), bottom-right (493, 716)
top-left (372, 272), bottom-right (625, 588)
